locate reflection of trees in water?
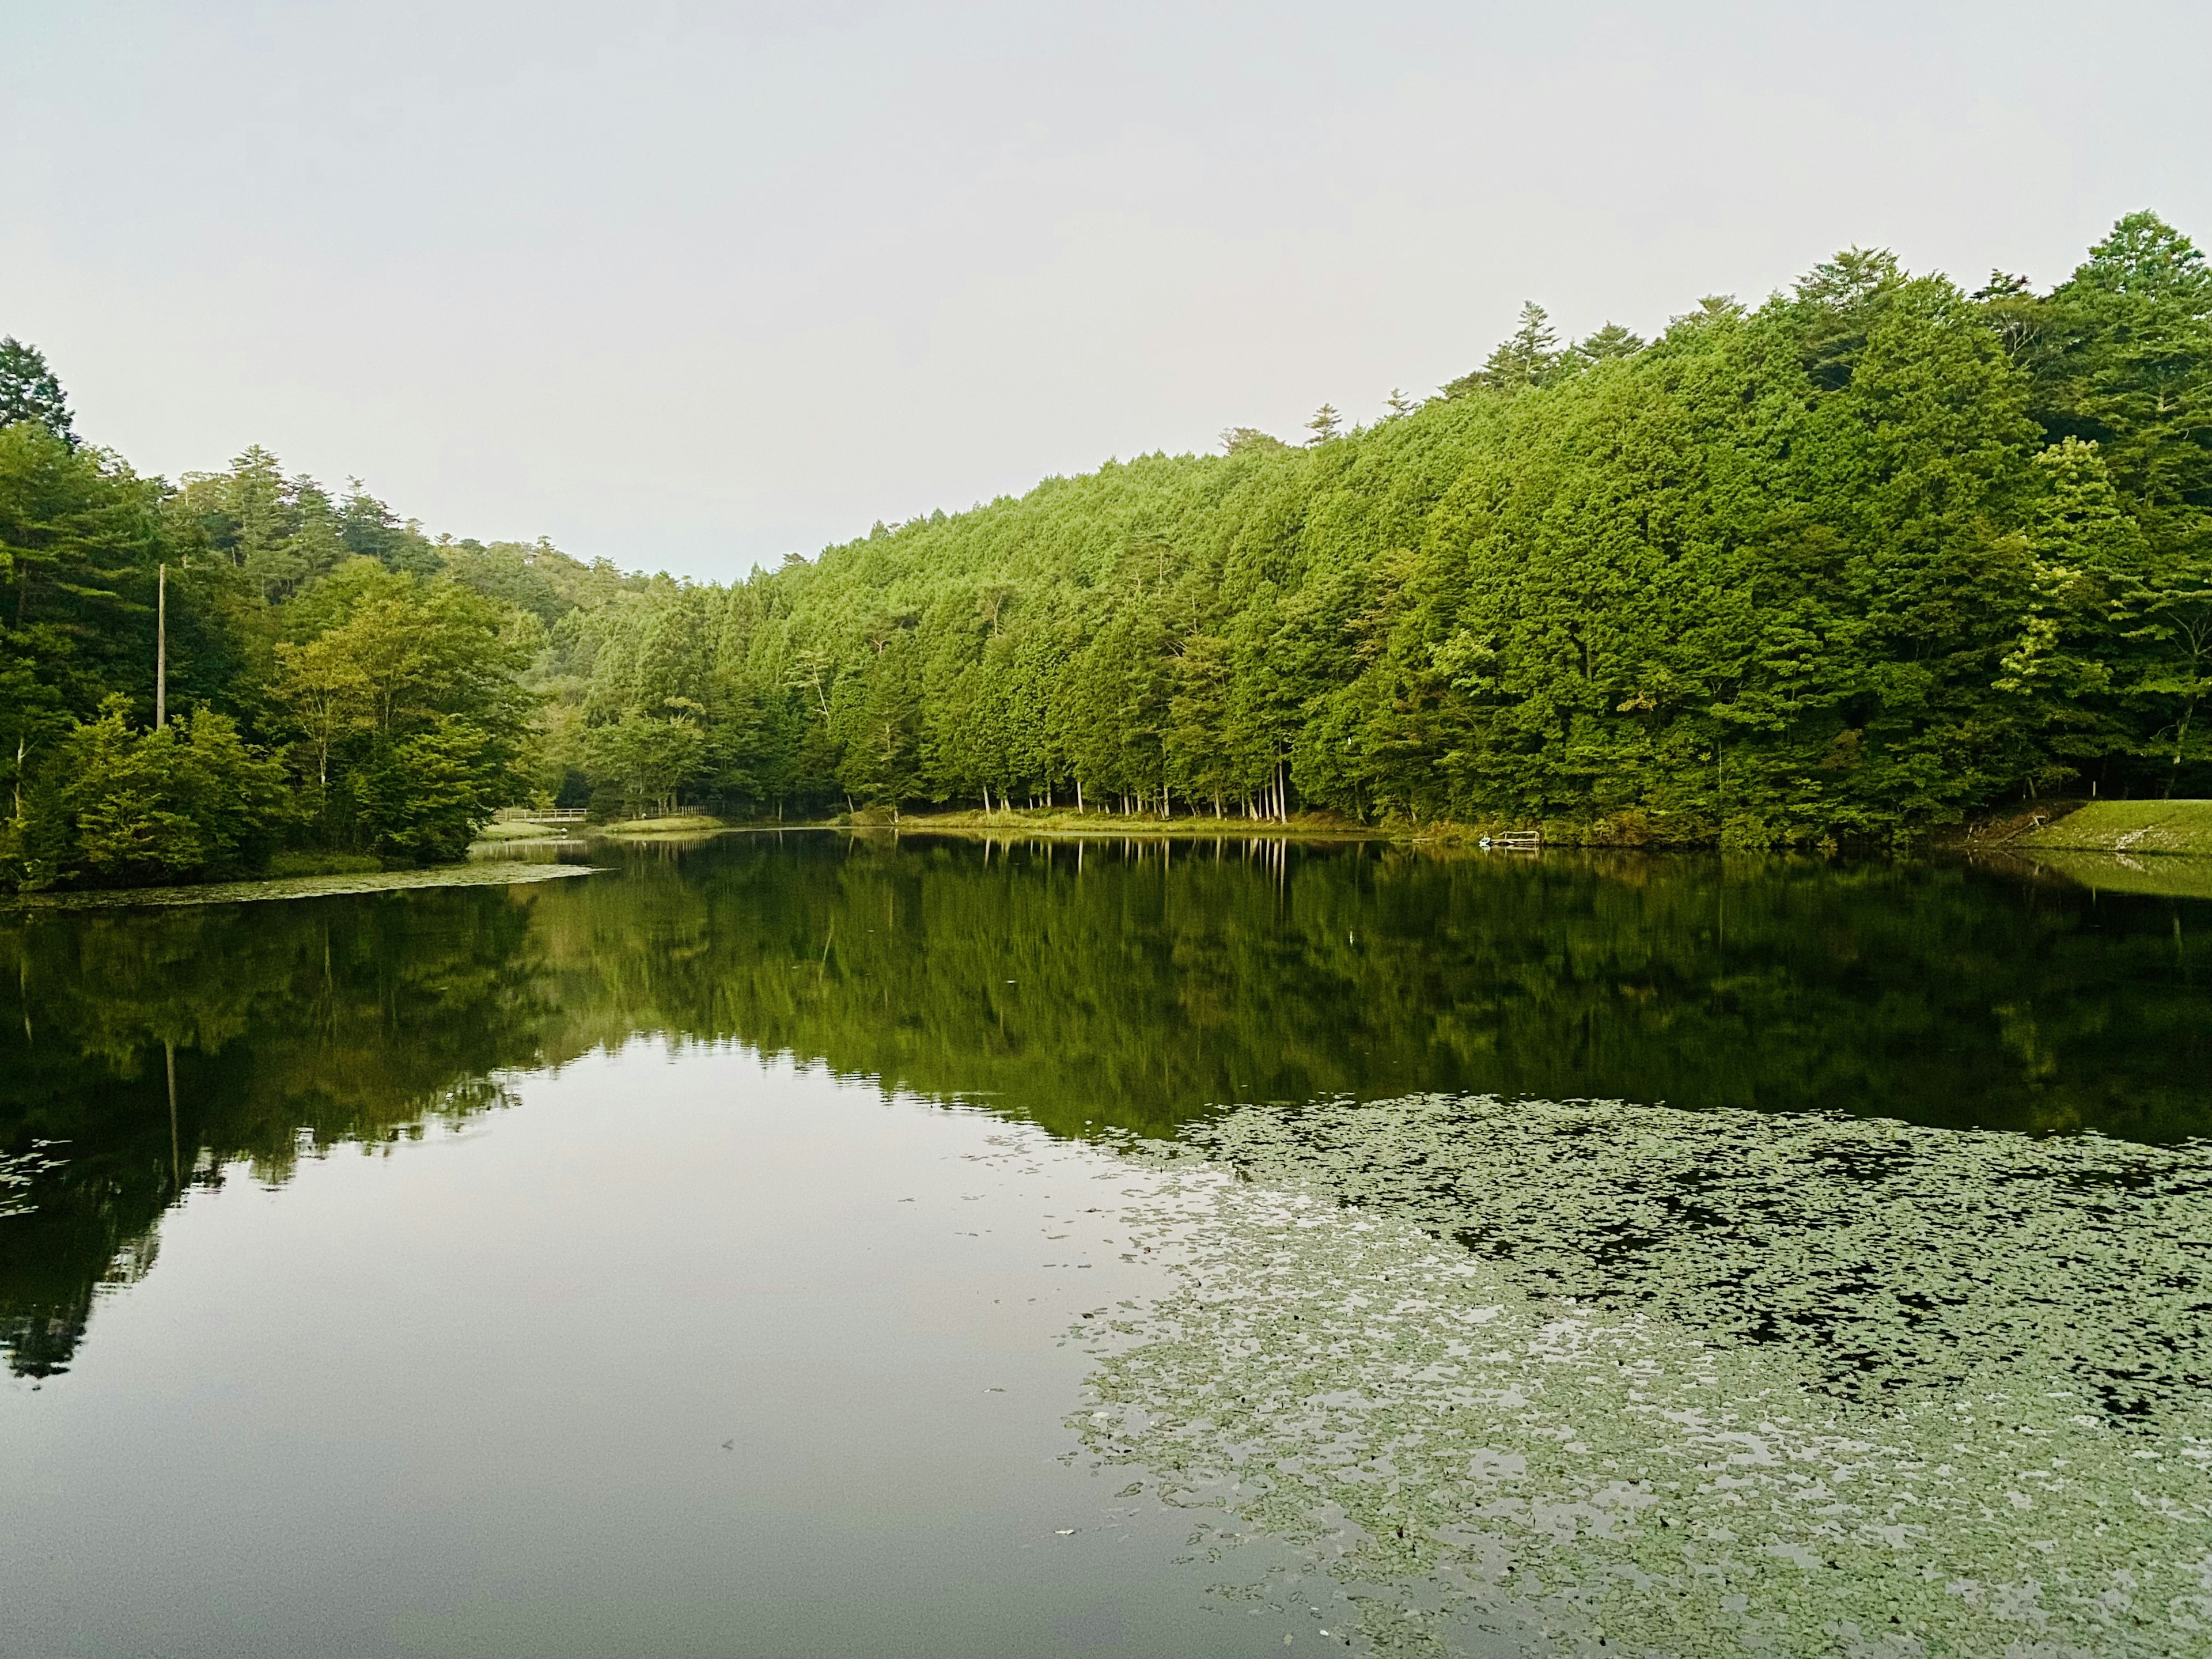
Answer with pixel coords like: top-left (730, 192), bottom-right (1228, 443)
top-left (0, 893), bottom-right (557, 1374)
top-left (4, 837), bottom-right (2210, 1376)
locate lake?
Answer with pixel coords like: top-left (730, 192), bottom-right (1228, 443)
top-left (4, 833), bottom-right (2211, 1657)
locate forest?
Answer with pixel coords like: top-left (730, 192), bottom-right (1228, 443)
top-left (3, 211), bottom-right (2209, 887)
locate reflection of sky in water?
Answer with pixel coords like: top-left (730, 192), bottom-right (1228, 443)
top-left (1071, 1099), bottom-right (2212, 1657)
top-left (0, 1049), bottom-right (1308, 1658)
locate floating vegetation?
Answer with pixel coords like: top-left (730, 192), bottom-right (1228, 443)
top-left (0, 1142), bottom-right (67, 1221)
top-left (1185, 1095), bottom-right (2212, 1421)
top-left (1070, 1099), bottom-right (2212, 1656)
top-left (4, 861), bottom-right (599, 911)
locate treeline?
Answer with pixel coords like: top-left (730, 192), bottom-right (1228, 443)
top-left (5, 211), bottom-right (2210, 885)
top-left (0, 351), bottom-right (635, 888)
top-left (552, 211), bottom-right (2212, 844)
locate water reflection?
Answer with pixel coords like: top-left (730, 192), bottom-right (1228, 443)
top-left (3, 834), bottom-right (2209, 1377)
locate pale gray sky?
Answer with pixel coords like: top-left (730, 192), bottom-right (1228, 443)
top-left (6, 1), bottom-right (2209, 578)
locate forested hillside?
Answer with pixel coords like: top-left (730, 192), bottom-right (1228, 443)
top-left (553, 212), bottom-right (2212, 845)
top-left (3, 211), bottom-right (2209, 886)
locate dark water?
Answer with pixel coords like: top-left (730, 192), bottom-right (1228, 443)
top-left (3, 834), bottom-right (2210, 1656)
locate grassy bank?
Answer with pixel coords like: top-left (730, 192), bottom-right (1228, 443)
top-left (471, 820), bottom-right (582, 844)
top-left (590, 814), bottom-right (730, 838)
top-left (867, 808), bottom-right (1385, 840)
top-left (2016, 800), bottom-right (2212, 855)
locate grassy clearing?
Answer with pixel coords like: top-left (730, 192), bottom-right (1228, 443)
top-left (470, 820), bottom-right (580, 844)
top-left (2017, 798), bottom-right (2212, 854)
top-left (6, 861), bottom-right (598, 912)
top-left (878, 808), bottom-right (1382, 839)
top-left (589, 814), bottom-right (729, 838)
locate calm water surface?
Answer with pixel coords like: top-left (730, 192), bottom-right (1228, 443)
top-left (3, 835), bottom-right (2210, 1656)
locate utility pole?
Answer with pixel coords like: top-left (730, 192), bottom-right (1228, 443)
top-left (155, 562), bottom-right (167, 729)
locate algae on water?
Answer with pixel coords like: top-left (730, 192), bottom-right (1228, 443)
top-left (1072, 1096), bottom-right (2212, 1656)
top-left (4, 861), bottom-right (598, 911)
top-left (1184, 1094), bottom-right (2212, 1419)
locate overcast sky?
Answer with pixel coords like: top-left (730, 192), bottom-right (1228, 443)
top-left (6, 1), bottom-right (2209, 579)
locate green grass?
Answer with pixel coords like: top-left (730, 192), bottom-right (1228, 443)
top-left (471, 820), bottom-right (578, 844)
top-left (884, 807), bottom-right (1381, 839)
top-left (2017, 799), bottom-right (2212, 855)
top-left (592, 813), bottom-right (728, 837)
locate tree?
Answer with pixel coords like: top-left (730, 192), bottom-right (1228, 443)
top-left (1573, 322), bottom-right (1645, 365)
top-left (2029, 211), bottom-right (2212, 512)
top-left (0, 337), bottom-right (73, 442)
top-left (264, 559), bottom-right (533, 855)
top-left (1995, 438), bottom-right (2149, 781)
top-left (0, 422), bottom-right (164, 816)
top-left (2017, 211), bottom-right (2212, 793)
top-left (1443, 302), bottom-right (1562, 397)
top-left (1219, 426), bottom-right (1289, 455)
top-left (1305, 404), bottom-right (1343, 444)
top-left (1794, 247), bottom-right (1903, 389)
top-left (582, 704), bottom-right (708, 819)
top-left (7, 698), bottom-right (289, 889)
top-left (1972, 271), bottom-right (2043, 358)
top-left (268, 629), bottom-right (372, 789)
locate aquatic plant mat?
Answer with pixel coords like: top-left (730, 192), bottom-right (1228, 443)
top-left (1072, 1095), bottom-right (2212, 1657)
top-left (5, 861), bottom-right (599, 911)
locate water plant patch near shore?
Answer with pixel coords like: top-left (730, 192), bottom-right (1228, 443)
top-left (1067, 1097), bottom-right (2212, 1656)
top-left (5, 860), bottom-right (598, 911)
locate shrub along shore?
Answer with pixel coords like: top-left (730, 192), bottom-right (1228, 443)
top-left (5, 211), bottom-right (2211, 891)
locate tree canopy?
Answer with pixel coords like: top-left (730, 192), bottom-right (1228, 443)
top-left (5, 210), bottom-right (2210, 884)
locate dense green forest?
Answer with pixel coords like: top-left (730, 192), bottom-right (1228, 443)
top-left (5, 211), bottom-right (2210, 885)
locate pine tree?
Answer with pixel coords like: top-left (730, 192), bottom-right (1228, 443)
top-left (1794, 248), bottom-right (1903, 390)
top-left (0, 337), bottom-right (74, 444)
top-left (1573, 322), bottom-right (1645, 365)
top-left (1442, 302), bottom-right (1561, 396)
top-left (1304, 404), bottom-right (1343, 444)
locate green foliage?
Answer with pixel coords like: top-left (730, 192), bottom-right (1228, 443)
top-left (582, 706), bottom-right (707, 819)
top-left (0, 421), bottom-right (166, 807)
top-left (519, 213), bottom-right (2196, 839)
top-left (12, 212), bottom-right (2212, 874)
top-left (266, 560), bottom-right (534, 857)
top-left (5, 699), bottom-right (289, 889)
top-left (2009, 212), bottom-right (2212, 791)
top-left (0, 371), bottom-right (559, 887)
top-left (0, 336), bottom-right (73, 443)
